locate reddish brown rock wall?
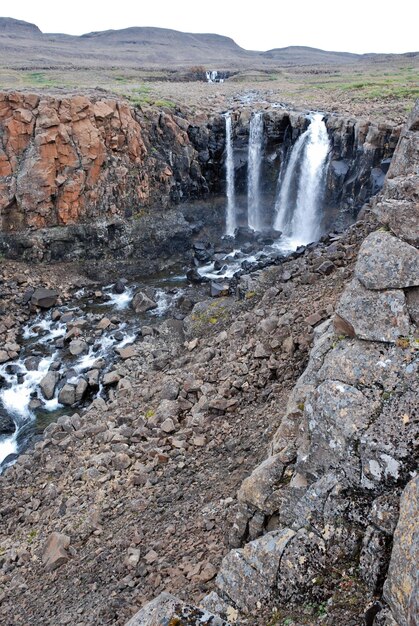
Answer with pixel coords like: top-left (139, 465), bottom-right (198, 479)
top-left (0, 92), bottom-right (203, 232)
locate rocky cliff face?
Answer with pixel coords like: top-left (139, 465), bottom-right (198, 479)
top-left (0, 92), bottom-right (400, 267)
top-left (0, 91), bottom-right (208, 233)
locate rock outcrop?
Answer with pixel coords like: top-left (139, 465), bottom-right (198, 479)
top-left (0, 92), bottom-right (209, 231)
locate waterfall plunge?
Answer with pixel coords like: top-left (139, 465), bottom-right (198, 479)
top-left (247, 112), bottom-right (264, 231)
top-left (274, 113), bottom-right (330, 246)
top-left (224, 113), bottom-right (236, 236)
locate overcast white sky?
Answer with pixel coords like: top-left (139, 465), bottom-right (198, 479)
top-left (5, 0), bottom-right (419, 54)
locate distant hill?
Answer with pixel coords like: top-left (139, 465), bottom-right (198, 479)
top-left (261, 46), bottom-right (360, 65)
top-left (0, 17), bottom-right (416, 70)
top-left (0, 16), bottom-right (41, 36)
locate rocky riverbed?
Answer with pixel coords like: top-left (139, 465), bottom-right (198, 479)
top-left (0, 209), bottom-right (391, 625)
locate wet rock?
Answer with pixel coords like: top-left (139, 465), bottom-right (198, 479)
top-left (0, 409), bottom-right (15, 434)
top-left (186, 268), bottom-right (205, 283)
top-left (355, 231), bottom-right (419, 290)
top-left (58, 383), bottom-right (76, 406)
top-left (69, 339), bottom-right (87, 356)
top-left (132, 291), bottom-right (158, 313)
top-left (383, 476), bottom-right (418, 626)
top-left (336, 278), bottom-right (411, 343)
top-left (97, 317), bottom-right (111, 330)
top-left (113, 278), bottom-right (127, 294)
top-left (39, 371), bottom-right (60, 400)
top-left (42, 532), bottom-right (70, 572)
top-left (86, 369), bottom-right (100, 388)
top-left (30, 288), bottom-right (59, 309)
top-left (75, 378), bottom-right (88, 403)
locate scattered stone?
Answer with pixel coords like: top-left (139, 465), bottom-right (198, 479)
top-left (103, 371), bottom-right (121, 386)
top-left (210, 282), bottom-right (229, 298)
top-left (160, 418), bottom-right (176, 434)
top-left (31, 288), bottom-right (59, 309)
top-left (97, 317), bottom-right (111, 330)
top-left (317, 260), bottom-right (336, 275)
top-left (0, 350), bottom-right (10, 363)
top-left (42, 532), bottom-right (70, 572)
top-left (117, 345), bottom-right (137, 359)
top-left (304, 311), bottom-right (324, 326)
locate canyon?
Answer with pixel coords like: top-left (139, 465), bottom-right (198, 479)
top-left (0, 70), bottom-right (417, 626)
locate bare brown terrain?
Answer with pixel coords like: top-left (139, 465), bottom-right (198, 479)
top-left (0, 16), bottom-right (418, 127)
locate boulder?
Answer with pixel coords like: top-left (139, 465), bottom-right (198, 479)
top-left (336, 278), bottom-right (411, 343)
top-left (102, 371), bottom-right (121, 386)
top-left (113, 278), bottom-right (127, 294)
top-left (132, 291), bottom-right (158, 313)
top-left (30, 288), bottom-right (59, 309)
top-left (75, 378), bottom-right (88, 402)
top-left (124, 592), bottom-right (228, 626)
top-left (383, 476), bottom-right (418, 626)
top-left (58, 383), bottom-right (76, 406)
top-left (355, 231), bottom-right (419, 290)
top-left (69, 339), bottom-right (87, 356)
top-left (39, 371), bottom-right (60, 400)
top-left (215, 528), bottom-right (295, 612)
top-left (0, 409), bottom-right (15, 435)
top-left (42, 532), bottom-right (70, 572)
top-left (0, 350), bottom-right (9, 364)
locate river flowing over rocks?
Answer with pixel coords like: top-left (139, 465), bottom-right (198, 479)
top-left (0, 93), bottom-right (417, 626)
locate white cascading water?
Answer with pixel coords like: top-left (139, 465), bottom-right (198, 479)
top-left (225, 113), bottom-right (236, 236)
top-left (247, 111), bottom-right (264, 231)
top-left (274, 113), bottom-right (330, 246)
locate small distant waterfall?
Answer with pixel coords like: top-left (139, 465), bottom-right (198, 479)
top-left (274, 113), bottom-right (330, 245)
top-left (225, 113), bottom-right (236, 236)
top-left (247, 112), bottom-right (264, 231)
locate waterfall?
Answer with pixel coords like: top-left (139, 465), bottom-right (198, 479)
top-left (247, 112), bottom-right (264, 231)
top-left (274, 113), bottom-right (330, 245)
top-left (225, 113), bottom-right (236, 236)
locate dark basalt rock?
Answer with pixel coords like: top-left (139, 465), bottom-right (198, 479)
top-left (0, 409), bottom-right (15, 435)
top-left (30, 288), bottom-right (59, 309)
